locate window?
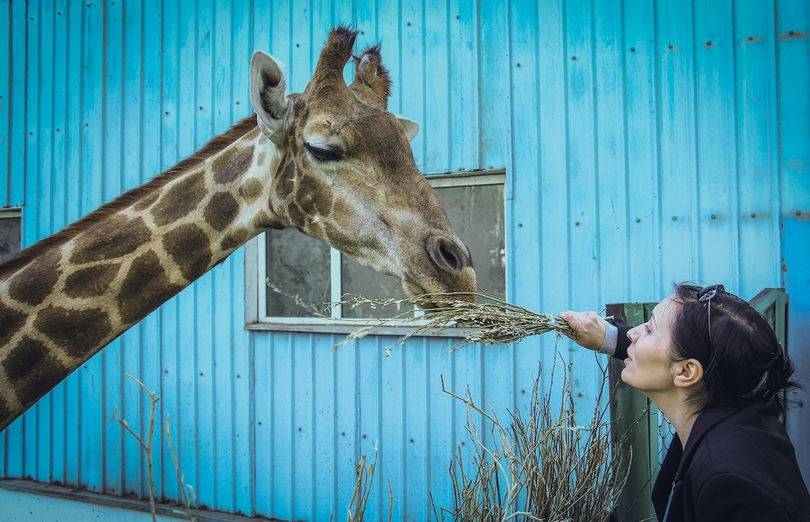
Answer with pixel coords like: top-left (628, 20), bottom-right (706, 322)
top-left (249, 170), bottom-right (505, 333)
top-left (0, 209), bottom-right (21, 265)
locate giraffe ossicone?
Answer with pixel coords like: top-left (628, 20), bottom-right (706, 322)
top-left (0, 26), bottom-right (476, 430)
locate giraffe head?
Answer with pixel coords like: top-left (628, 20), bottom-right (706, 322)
top-left (250, 27), bottom-right (476, 304)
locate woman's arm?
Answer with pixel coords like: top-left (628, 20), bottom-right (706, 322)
top-left (559, 311), bottom-right (630, 360)
top-left (694, 473), bottom-right (792, 522)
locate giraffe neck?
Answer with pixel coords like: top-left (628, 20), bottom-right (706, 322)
top-left (0, 122), bottom-right (279, 430)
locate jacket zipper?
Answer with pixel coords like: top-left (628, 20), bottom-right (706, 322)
top-left (662, 479), bottom-right (678, 522)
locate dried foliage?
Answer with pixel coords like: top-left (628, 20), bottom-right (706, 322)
top-left (114, 375), bottom-right (160, 522)
top-left (434, 364), bottom-right (630, 521)
top-left (347, 446), bottom-right (394, 522)
top-left (114, 375), bottom-right (199, 521)
top-left (266, 285), bottom-right (578, 350)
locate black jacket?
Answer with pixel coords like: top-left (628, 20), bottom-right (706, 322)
top-left (614, 324), bottom-right (810, 521)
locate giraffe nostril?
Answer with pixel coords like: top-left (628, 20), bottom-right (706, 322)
top-left (427, 234), bottom-right (469, 274)
top-left (439, 241), bottom-right (460, 271)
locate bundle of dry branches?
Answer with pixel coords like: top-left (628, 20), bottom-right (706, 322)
top-left (327, 291), bottom-right (581, 350)
top-left (436, 364), bottom-right (630, 521)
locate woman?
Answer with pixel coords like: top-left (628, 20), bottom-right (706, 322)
top-left (560, 283), bottom-right (810, 521)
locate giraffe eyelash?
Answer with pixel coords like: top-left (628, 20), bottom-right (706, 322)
top-left (304, 142), bottom-right (344, 162)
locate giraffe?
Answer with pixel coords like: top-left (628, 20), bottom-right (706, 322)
top-left (0, 27), bottom-right (476, 431)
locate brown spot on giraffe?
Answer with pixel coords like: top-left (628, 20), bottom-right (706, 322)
top-left (212, 146), bottom-right (254, 184)
top-left (323, 222), bottom-right (383, 257)
top-left (256, 151), bottom-right (267, 166)
top-left (221, 227), bottom-right (250, 251)
top-left (331, 197), bottom-right (355, 221)
top-left (297, 175), bottom-right (333, 216)
top-left (275, 159), bottom-right (296, 198)
top-left (64, 263), bottom-right (121, 298)
top-left (286, 202), bottom-right (306, 228)
top-left (163, 224), bottom-right (213, 281)
top-left (70, 215), bottom-right (151, 264)
top-left (34, 305), bottom-right (112, 358)
top-left (0, 302), bottom-right (26, 346)
top-left (0, 396), bottom-right (12, 430)
top-left (151, 170), bottom-right (206, 227)
top-left (238, 178), bottom-right (263, 202)
top-left (8, 249), bottom-right (62, 306)
top-left (203, 192), bottom-right (240, 231)
top-left (117, 251), bottom-right (183, 324)
top-left (133, 190), bottom-right (160, 211)
top-left (252, 210), bottom-right (276, 230)
top-left (3, 336), bottom-right (69, 406)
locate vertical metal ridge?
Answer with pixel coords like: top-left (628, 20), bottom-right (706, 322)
top-left (620, 0), bottom-right (632, 299)
top-left (730, 0), bottom-right (743, 290)
top-left (652, 0), bottom-right (664, 293)
top-left (691, 0), bottom-right (704, 282)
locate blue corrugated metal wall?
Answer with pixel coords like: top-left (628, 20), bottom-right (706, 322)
top-left (1, 0), bottom-right (808, 519)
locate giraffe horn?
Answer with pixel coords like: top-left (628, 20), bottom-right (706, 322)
top-left (308, 26), bottom-right (358, 96)
top-left (350, 43), bottom-right (391, 110)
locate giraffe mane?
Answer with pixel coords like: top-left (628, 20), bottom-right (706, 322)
top-left (0, 114), bottom-right (258, 280)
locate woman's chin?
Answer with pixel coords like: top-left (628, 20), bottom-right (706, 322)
top-left (619, 366), bottom-right (633, 385)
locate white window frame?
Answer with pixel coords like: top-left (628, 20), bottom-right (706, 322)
top-left (245, 169), bottom-right (505, 336)
top-left (0, 207), bottom-right (22, 249)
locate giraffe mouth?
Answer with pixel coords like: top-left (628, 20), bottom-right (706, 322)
top-left (402, 275), bottom-right (442, 310)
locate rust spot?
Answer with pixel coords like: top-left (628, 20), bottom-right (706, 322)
top-left (117, 251), bottom-right (183, 324)
top-left (163, 224), bottom-right (213, 281)
top-left (779, 30), bottom-right (807, 41)
top-left (64, 263), bottom-right (121, 298)
top-left (35, 305), bottom-right (112, 358)
top-left (8, 249), bottom-right (61, 306)
top-left (70, 215), bottom-right (151, 264)
top-left (151, 170), bottom-right (206, 226)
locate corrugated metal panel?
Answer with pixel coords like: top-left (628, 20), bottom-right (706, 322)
top-left (0, 0), bottom-right (807, 519)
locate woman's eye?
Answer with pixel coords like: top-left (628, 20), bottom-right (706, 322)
top-left (644, 324), bottom-right (652, 334)
top-left (305, 143), bottom-right (343, 162)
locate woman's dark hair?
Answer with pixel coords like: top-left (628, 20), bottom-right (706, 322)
top-left (669, 282), bottom-right (799, 413)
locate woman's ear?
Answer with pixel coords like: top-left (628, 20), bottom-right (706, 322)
top-left (672, 358), bottom-right (704, 388)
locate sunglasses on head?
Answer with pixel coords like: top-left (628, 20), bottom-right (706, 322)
top-left (697, 284), bottom-right (725, 342)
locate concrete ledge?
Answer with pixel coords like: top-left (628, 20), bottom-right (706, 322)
top-left (0, 479), bottom-right (279, 521)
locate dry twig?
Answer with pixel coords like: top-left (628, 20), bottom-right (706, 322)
top-left (434, 363), bottom-right (631, 521)
top-left (115, 374), bottom-right (160, 522)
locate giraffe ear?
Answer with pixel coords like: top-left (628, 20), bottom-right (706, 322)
top-left (397, 117), bottom-right (419, 142)
top-left (250, 51), bottom-right (289, 145)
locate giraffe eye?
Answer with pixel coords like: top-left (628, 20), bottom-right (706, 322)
top-left (305, 142), bottom-right (343, 162)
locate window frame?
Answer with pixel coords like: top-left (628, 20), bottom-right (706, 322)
top-left (245, 169), bottom-right (506, 336)
top-left (0, 207), bottom-right (23, 263)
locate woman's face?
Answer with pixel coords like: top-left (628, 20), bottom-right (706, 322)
top-left (621, 295), bottom-right (681, 394)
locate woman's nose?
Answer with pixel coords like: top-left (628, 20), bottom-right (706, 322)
top-left (627, 325), bottom-right (640, 343)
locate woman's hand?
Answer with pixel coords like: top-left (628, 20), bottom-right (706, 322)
top-left (559, 311), bottom-right (607, 351)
